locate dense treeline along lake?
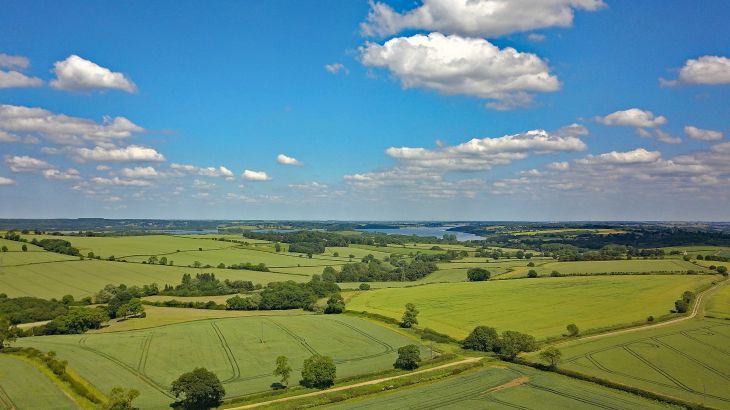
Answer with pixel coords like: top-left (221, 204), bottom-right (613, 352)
top-left (357, 226), bottom-right (485, 241)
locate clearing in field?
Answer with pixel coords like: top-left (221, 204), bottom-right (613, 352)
top-left (330, 364), bottom-right (669, 409)
top-left (346, 275), bottom-right (717, 339)
top-left (558, 318), bottom-right (730, 408)
top-left (16, 314), bottom-right (427, 409)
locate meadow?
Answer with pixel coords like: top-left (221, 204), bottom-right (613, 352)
top-left (346, 275), bottom-right (717, 339)
top-left (557, 318), bottom-right (730, 408)
top-left (0, 354), bottom-right (78, 409)
top-left (330, 364), bottom-right (671, 409)
top-left (501, 259), bottom-right (704, 278)
top-left (16, 314), bottom-right (427, 409)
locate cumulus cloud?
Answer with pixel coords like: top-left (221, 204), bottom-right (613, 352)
top-left (654, 130), bottom-right (682, 145)
top-left (0, 53), bottom-right (30, 70)
top-left (576, 148), bottom-right (661, 165)
top-left (0, 104), bottom-right (144, 145)
top-left (169, 163), bottom-right (235, 179)
top-left (192, 179), bottom-right (216, 190)
top-left (242, 169), bottom-right (272, 181)
top-left (0, 70), bottom-right (43, 89)
top-left (360, 33), bottom-right (560, 109)
top-left (289, 181), bottom-right (328, 190)
top-left (43, 168), bottom-right (81, 180)
top-left (684, 126), bottom-right (723, 141)
top-left (91, 176), bottom-right (151, 187)
top-left (277, 154), bottom-right (302, 166)
top-left (119, 166), bottom-right (160, 179)
top-left (0, 130), bottom-right (39, 144)
top-left (74, 145), bottom-right (165, 162)
top-left (0, 176), bottom-right (15, 185)
top-left (4, 155), bottom-right (53, 172)
top-left (361, 0), bottom-right (605, 38)
top-left (597, 108), bottom-right (667, 129)
top-left (50, 55), bottom-right (137, 93)
top-left (324, 63), bottom-right (348, 74)
top-left (546, 161), bottom-right (570, 171)
top-left (661, 56), bottom-right (730, 86)
top-left (385, 129), bottom-right (586, 172)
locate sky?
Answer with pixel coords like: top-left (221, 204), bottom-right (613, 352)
top-left (0, 0), bottom-right (729, 221)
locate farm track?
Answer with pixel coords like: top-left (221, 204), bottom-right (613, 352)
top-left (211, 321), bottom-right (242, 382)
top-left (226, 357), bottom-right (482, 409)
top-left (0, 385), bottom-right (15, 410)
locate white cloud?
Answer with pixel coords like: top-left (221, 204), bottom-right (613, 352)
top-left (0, 104), bottom-right (144, 145)
top-left (74, 145), bottom-right (165, 162)
top-left (50, 55), bottom-right (137, 93)
top-left (361, 33), bottom-right (560, 109)
top-left (91, 176), bottom-right (151, 187)
top-left (576, 148), bottom-right (661, 165)
top-left (324, 63), bottom-right (348, 74)
top-left (43, 168), bottom-right (81, 180)
top-left (655, 130), bottom-right (682, 145)
top-left (0, 53), bottom-right (30, 70)
top-left (277, 154), bottom-right (302, 166)
top-left (385, 129), bottom-right (586, 172)
top-left (242, 169), bottom-right (272, 181)
top-left (4, 155), bottom-right (53, 172)
top-left (0, 176), bottom-right (15, 185)
top-left (169, 163), bottom-right (235, 179)
top-left (0, 130), bottom-right (39, 144)
top-left (597, 108), bottom-right (667, 128)
top-left (546, 161), bottom-right (570, 171)
top-left (289, 181), bottom-right (328, 190)
top-left (0, 70), bottom-right (43, 88)
top-left (684, 126), bottom-right (723, 141)
top-left (119, 166), bottom-right (160, 178)
top-left (96, 165), bottom-right (111, 171)
top-left (361, 0), bottom-right (605, 38)
top-left (554, 123), bottom-right (589, 138)
top-left (661, 56), bottom-right (730, 86)
top-left (192, 179), bottom-right (216, 190)
top-left (527, 33), bottom-right (546, 42)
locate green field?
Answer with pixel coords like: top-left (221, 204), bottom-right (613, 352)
top-left (558, 318), bottom-right (730, 408)
top-left (347, 275), bottom-right (717, 339)
top-left (0, 259), bottom-right (308, 299)
top-left (503, 259), bottom-right (703, 278)
top-left (16, 314), bottom-right (427, 409)
top-left (0, 354), bottom-right (78, 409)
top-left (330, 364), bottom-right (671, 409)
top-left (705, 282), bottom-right (730, 319)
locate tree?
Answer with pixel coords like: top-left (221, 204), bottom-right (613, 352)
top-left (550, 270), bottom-right (562, 277)
top-left (226, 295), bottom-right (255, 311)
top-left (717, 265), bottom-right (728, 275)
top-left (273, 356), bottom-right (292, 387)
top-left (61, 294), bottom-right (75, 305)
top-left (401, 303), bottom-right (419, 328)
top-left (358, 283), bottom-right (371, 291)
top-left (527, 270), bottom-right (538, 278)
top-left (21, 244), bottom-right (27, 252)
top-left (322, 266), bottom-right (337, 283)
top-left (393, 344), bottom-right (421, 370)
top-left (275, 242), bottom-right (282, 252)
top-left (118, 298), bottom-right (144, 319)
top-left (300, 354), bottom-right (336, 389)
top-left (1, 246), bottom-right (7, 252)
top-left (324, 293), bottom-right (345, 314)
top-left (0, 318), bottom-right (17, 349)
top-left (104, 387), bottom-right (140, 410)
top-left (675, 299), bottom-right (689, 313)
top-left (170, 368), bottom-right (225, 409)
top-left (462, 326), bottom-right (499, 352)
top-left (539, 347), bottom-right (562, 368)
top-left (566, 323), bottom-right (579, 337)
top-left (466, 268), bottom-right (490, 282)
top-left (497, 331), bottom-right (537, 361)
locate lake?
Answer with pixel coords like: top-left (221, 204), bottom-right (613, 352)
top-left (357, 226), bottom-right (484, 242)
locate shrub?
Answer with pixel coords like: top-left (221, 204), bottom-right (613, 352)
top-left (358, 283), bottom-right (371, 291)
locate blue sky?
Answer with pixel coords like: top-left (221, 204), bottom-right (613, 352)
top-left (0, 0), bottom-right (729, 220)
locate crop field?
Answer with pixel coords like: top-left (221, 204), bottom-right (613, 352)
top-left (660, 246), bottom-right (730, 258)
top-left (502, 259), bottom-right (703, 278)
top-left (705, 283), bottom-right (730, 319)
top-left (0, 249), bottom-right (78, 266)
top-left (16, 315), bottom-right (427, 409)
top-left (331, 364), bottom-right (670, 409)
top-left (558, 318), bottom-right (730, 408)
top-left (350, 244), bottom-right (448, 256)
top-left (0, 238), bottom-right (45, 252)
top-left (346, 275), bottom-right (716, 339)
top-left (0, 259), bottom-right (307, 299)
top-left (0, 354), bottom-right (78, 409)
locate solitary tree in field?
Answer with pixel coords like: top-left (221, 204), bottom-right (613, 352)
top-left (300, 354), bottom-right (336, 389)
top-left (1, 246), bottom-right (7, 252)
top-left (539, 347), bottom-right (562, 369)
top-left (103, 387), bottom-right (140, 410)
top-left (394, 344), bottom-right (421, 370)
top-left (170, 368), bottom-right (225, 409)
top-left (21, 244), bottom-right (27, 252)
top-left (401, 303), bottom-right (419, 328)
top-left (527, 270), bottom-right (538, 278)
top-left (273, 356), bottom-right (292, 387)
top-left (467, 268), bottom-right (490, 282)
top-left (566, 323), bottom-right (579, 337)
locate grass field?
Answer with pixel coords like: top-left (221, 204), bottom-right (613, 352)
top-left (502, 259), bottom-right (703, 278)
top-left (0, 259), bottom-right (308, 299)
top-left (557, 318), bottom-right (730, 408)
top-left (705, 282), bottom-right (730, 319)
top-left (16, 315), bottom-right (426, 409)
top-left (330, 364), bottom-right (671, 409)
top-left (346, 275), bottom-right (717, 339)
top-left (0, 354), bottom-right (78, 409)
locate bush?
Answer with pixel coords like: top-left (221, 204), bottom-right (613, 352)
top-left (300, 355), bottom-right (336, 389)
top-left (566, 323), bottom-right (579, 337)
top-left (358, 283), bottom-right (371, 291)
top-left (466, 268), bottom-right (490, 282)
top-left (527, 270), bottom-right (538, 278)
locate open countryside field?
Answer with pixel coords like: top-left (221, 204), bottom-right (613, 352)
top-left (0, 354), bottom-right (78, 409)
top-left (347, 275), bottom-right (717, 339)
top-left (502, 259), bottom-right (704, 278)
top-left (16, 315), bottom-right (428, 409)
top-left (557, 318), bottom-right (730, 408)
top-left (0, 259), bottom-right (307, 299)
top-left (705, 282), bottom-right (730, 319)
top-left (330, 364), bottom-right (672, 410)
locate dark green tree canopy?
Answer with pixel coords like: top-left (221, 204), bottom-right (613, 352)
top-left (170, 368), bottom-right (225, 409)
top-left (300, 355), bottom-right (336, 389)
